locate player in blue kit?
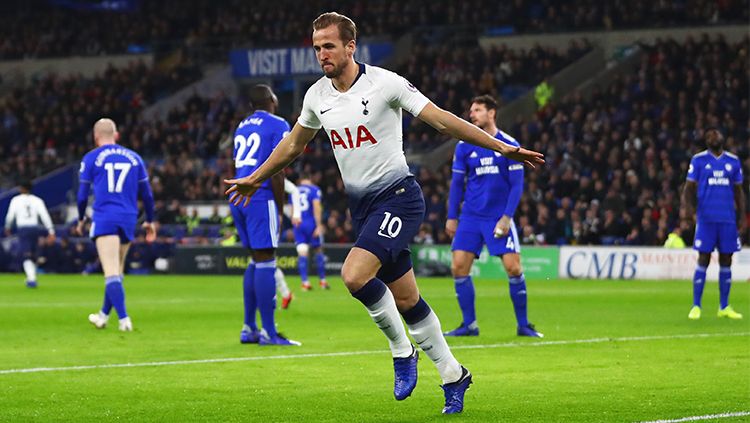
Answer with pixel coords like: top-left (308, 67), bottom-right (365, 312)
top-left (231, 84), bottom-right (300, 346)
top-left (77, 118), bottom-right (156, 332)
top-left (682, 127), bottom-right (746, 320)
top-left (225, 13), bottom-right (543, 413)
top-left (444, 96), bottom-right (543, 338)
top-left (294, 176), bottom-right (329, 291)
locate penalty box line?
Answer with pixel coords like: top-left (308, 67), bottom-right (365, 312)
top-left (1, 331), bottom-right (747, 376)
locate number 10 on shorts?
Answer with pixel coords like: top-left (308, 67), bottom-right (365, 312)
top-left (378, 211), bottom-right (403, 239)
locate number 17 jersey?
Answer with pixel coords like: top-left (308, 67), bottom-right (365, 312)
top-left (232, 110), bottom-right (291, 201)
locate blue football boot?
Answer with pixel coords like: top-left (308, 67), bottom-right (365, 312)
top-left (443, 324), bottom-right (479, 337)
top-left (26, 280), bottom-right (37, 288)
top-left (258, 332), bottom-right (301, 346)
top-left (441, 366), bottom-right (472, 414)
top-left (240, 328), bottom-right (260, 344)
top-left (393, 346), bottom-right (418, 400)
top-left (517, 323), bottom-right (544, 338)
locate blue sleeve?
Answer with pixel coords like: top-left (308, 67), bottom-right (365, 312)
top-left (137, 156), bottom-right (155, 222)
top-left (273, 120), bottom-right (291, 149)
top-left (313, 186), bottom-right (321, 201)
top-left (504, 160), bottom-right (525, 217)
top-left (686, 156), bottom-right (699, 182)
top-left (733, 159), bottom-right (743, 184)
top-left (448, 144), bottom-right (467, 219)
top-left (77, 181), bottom-right (90, 221)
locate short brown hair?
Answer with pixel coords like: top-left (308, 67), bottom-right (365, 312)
top-left (313, 12), bottom-right (357, 44)
top-left (471, 95), bottom-right (498, 111)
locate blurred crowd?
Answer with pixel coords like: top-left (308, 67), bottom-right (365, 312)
top-left (1, 0), bottom-right (745, 60)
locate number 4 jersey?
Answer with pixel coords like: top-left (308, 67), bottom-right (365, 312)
top-left (232, 110), bottom-right (291, 202)
top-left (79, 144), bottom-right (150, 220)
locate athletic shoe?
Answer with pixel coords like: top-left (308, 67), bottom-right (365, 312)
top-left (88, 312), bottom-right (109, 329)
top-left (441, 366), bottom-right (473, 414)
top-left (393, 346), bottom-right (418, 400)
top-left (281, 293), bottom-right (294, 310)
top-left (240, 329), bottom-right (261, 344)
top-left (688, 305), bottom-right (701, 320)
top-left (717, 306), bottom-right (743, 320)
top-left (258, 332), bottom-right (301, 346)
top-left (319, 279), bottom-right (330, 290)
top-left (301, 281), bottom-right (312, 291)
top-left (118, 317), bottom-right (133, 332)
top-left (26, 280), bottom-right (37, 288)
top-left (517, 323), bottom-right (544, 338)
top-left (443, 324), bottom-right (479, 337)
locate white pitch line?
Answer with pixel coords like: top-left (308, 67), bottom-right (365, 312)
top-left (637, 411), bottom-right (750, 423)
top-left (0, 331), bottom-right (747, 375)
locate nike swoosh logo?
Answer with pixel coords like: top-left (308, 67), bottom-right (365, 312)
top-left (320, 108), bottom-right (333, 114)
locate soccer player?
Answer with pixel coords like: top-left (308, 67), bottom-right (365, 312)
top-left (231, 84), bottom-right (299, 346)
top-left (77, 118), bottom-right (156, 332)
top-left (224, 12), bottom-right (544, 413)
top-left (444, 96), bottom-right (543, 338)
top-left (682, 127), bottom-right (746, 320)
top-left (4, 179), bottom-right (55, 288)
top-left (294, 175), bottom-right (329, 291)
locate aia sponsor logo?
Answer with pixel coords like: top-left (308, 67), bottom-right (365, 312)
top-left (329, 125), bottom-right (378, 150)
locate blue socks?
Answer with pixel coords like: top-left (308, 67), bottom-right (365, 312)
top-left (719, 266), bottom-right (731, 309)
top-left (316, 252), bottom-right (326, 280)
top-left (453, 276), bottom-right (476, 327)
top-left (693, 265), bottom-right (707, 307)
top-left (509, 274), bottom-right (528, 327)
top-left (255, 259), bottom-right (277, 337)
top-left (104, 275), bottom-right (127, 319)
top-left (243, 263), bottom-right (257, 331)
top-left (101, 285), bottom-right (113, 315)
top-left (298, 255), bottom-right (309, 282)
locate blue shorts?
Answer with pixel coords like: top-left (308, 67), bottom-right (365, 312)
top-left (90, 218), bottom-right (136, 244)
top-left (353, 177), bottom-right (424, 283)
top-left (452, 216), bottom-right (521, 257)
top-left (17, 227), bottom-right (41, 258)
top-left (694, 221), bottom-right (741, 254)
top-left (293, 219), bottom-right (322, 248)
top-left (230, 199), bottom-right (279, 250)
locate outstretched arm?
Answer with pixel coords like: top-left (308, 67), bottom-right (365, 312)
top-left (417, 103), bottom-right (545, 168)
top-left (225, 123), bottom-right (319, 207)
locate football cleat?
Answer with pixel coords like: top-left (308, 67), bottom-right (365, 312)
top-left (319, 279), bottom-right (330, 290)
top-left (258, 332), bottom-right (301, 346)
top-left (281, 293), bottom-right (294, 310)
top-left (444, 324), bottom-right (479, 337)
top-left (301, 281), bottom-right (312, 291)
top-left (88, 312), bottom-right (109, 329)
top-left (717, 306), bottom-right (743, 320)
top-left (393, 346), bottom-right (418, 400)
top-left (441, 366), bottom-right (473, 414)
top-left (688, 306), bottom-right (701, 320)
top-left (118, 317), bottom-right (133, 332)
top-left (240, 329), bottom-right (261, 344)
top-left (517, 323), bottom-right (544, 338)
top-left (26, 280), bottom-right (37, 288)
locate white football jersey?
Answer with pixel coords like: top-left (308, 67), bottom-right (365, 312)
top-left (298, 63), bottom-right (429, 217)
top-left (4, 193), bottom-right (54, 233)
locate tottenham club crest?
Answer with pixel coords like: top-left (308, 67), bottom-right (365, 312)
top-left (361, 98), bottom-right (369, 115)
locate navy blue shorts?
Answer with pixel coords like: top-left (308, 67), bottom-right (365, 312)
top-left (293, 219), bottom-right (322, 248)
top-left (230, 199), bottom-right (279, 250)
top-left (452, 216), bottom-right (521, 257)
top-left (91, 218), bottom-right (137, 244)
top-left (694, 221), bottom-right (741, 254)
top-left (353, 177), bottom-right (424, 283)
top-left (17, 227), bottom-right (40, 258)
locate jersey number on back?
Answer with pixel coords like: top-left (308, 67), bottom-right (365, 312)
top-left (299, 194), bottom-right (310, 212)
top-left (104, 163), bottom-right (131, 193)
top-left (234, 133), bottom-right (261, 168)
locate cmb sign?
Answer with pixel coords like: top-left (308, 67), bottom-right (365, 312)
top-left (230, 43), bottom-right (394, 78)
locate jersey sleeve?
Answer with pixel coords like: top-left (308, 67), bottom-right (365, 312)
top-left (451, 142), bottom-right (468, 174)
top-left (311, 186), bottom-right (322, 202)
top-left (137, 155), bottom-right (149, 182)
top-left (381, 71), bottom-right (430, 117)
top-left (732, 159), bottom-right (744, 184)
top-left (298, 88), bottom-right (322, 130)
top-left (4, 197), bottom-right (17, 229)
top-left (273, 120), bottom-right (291, 149)
top-left (686, 156), bottom-right (699, 182)
top-left (79, 154), bottom-right (93, 183)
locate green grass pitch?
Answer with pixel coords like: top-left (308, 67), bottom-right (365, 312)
top-left (0, 274), bottom-right (748, 422)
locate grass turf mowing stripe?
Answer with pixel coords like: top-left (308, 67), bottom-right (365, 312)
top-left (637, 411), bottom-right (750, 422)
top-left (1, 331), bottom-right (746, 375)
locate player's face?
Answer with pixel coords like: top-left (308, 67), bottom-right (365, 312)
top-left (469, 103), bottom-right (494, 129)
top-left (705, 129), bottom-right (724, 150)
top-left (312, 25), bottom-right (354, 78)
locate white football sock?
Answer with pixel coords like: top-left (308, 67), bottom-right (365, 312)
top-left (407, 310), bottom-right (462, 384)
top-left (23, 259), bottom-right (36, 282)
top-left (364, 289), bottom-right (413, 358)
top-left (275, 268), bottom-right (290, 297)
